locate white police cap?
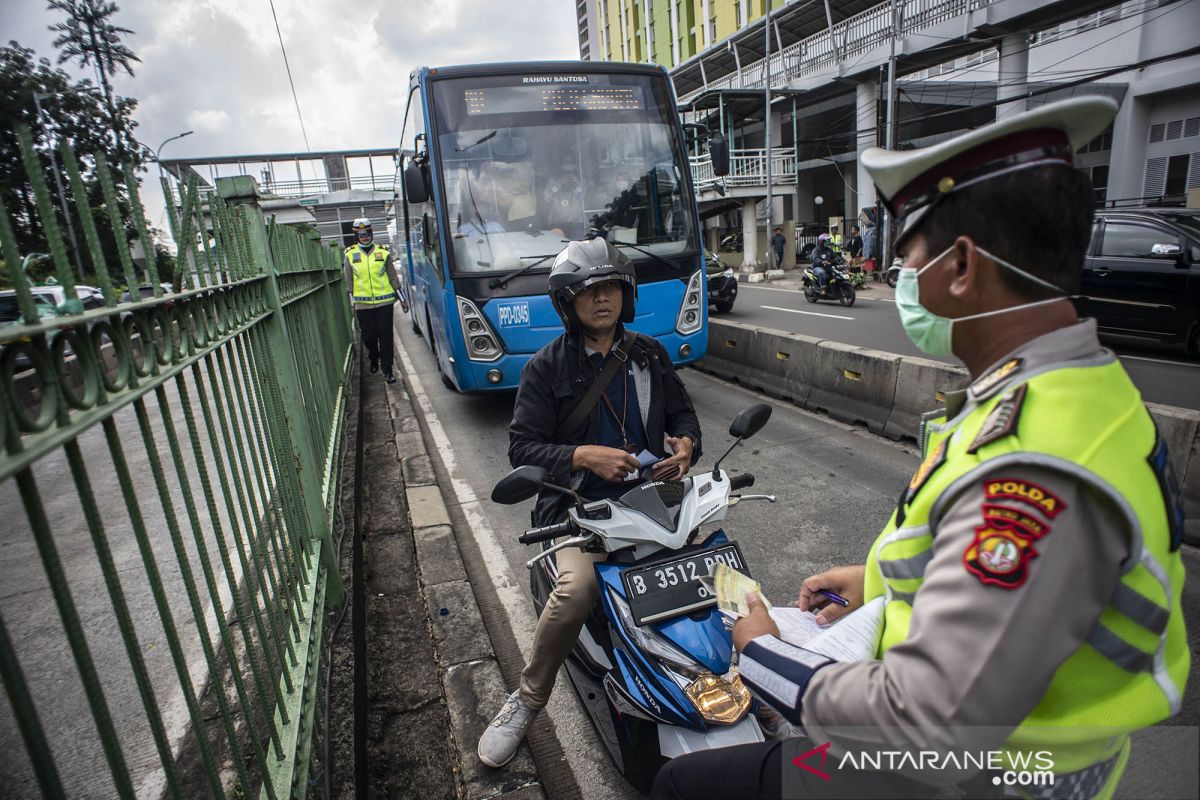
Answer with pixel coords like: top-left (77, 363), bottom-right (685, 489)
top-left (861, 96), bottom-right (1119, 244)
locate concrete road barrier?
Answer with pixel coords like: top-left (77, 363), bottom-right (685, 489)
top-left (699, 319), bottom-right (1200, 546)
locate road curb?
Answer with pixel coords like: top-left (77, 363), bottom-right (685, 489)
top-left (384, 379), bottom-right (545, 800)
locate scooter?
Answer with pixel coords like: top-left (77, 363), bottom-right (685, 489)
top-left (802, 254), bottom-right (856, 307)
top-left (491, 405), bottom-right (777, 793)
top-left (885, 256), bottom-right (904, 288)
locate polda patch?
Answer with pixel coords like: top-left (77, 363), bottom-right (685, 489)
top-left (981, 503), bottom-right (1049, 538)
top-left (983, 477), bottom-right (1066, 519)
top-left (963, 523), bottom-right (1040, 588)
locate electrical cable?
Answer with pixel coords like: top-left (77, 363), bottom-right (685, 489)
top-left (267, 0), bottom-right (312, 153)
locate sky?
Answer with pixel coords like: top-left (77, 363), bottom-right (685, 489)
top-left (1, 0), bottom-right (581, 233)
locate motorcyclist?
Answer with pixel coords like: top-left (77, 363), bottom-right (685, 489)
top-left (810, 233), bottom-right (836, 289)
top-left (477, 237), bottom-right (703, 769)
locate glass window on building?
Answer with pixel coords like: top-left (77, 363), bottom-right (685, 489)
top-left (1091, 165), bottom-right (1109, 206)
top-left (1164, 154), bottom-right (1190, 196)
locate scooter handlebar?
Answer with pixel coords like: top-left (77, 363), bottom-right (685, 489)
top-left (729, 473), bottom-right (755, 491)
top-left (518, 520), bottom-right (574, 545)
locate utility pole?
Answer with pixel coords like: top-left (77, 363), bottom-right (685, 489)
top-left (33, 92), bottom-right (85, 282)
top-left (764, 0), bottom-right (773, 270)
top-left (881, 0), bottom-right (900, 269)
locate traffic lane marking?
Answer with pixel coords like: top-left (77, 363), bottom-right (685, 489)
top-left (760, 304), bottom-right (855, 321)
top-left (740, 284), bottom-right (895, 300)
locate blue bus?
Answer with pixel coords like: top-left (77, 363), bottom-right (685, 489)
top-left (397, 61), bottom-right (726, 392)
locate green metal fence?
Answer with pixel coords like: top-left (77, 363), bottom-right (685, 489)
top-left (0, 124), bottom-right (351, 799)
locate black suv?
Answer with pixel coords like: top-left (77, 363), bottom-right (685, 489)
top-left (1074, 209), bottom-right (1200, 354)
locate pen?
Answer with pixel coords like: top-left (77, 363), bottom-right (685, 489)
top-left (816, 588), bottom-right (850, 607)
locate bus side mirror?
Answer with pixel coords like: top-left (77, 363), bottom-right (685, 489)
top-left (708, 134), bottom-right (730, 177)
top-left (404, 156), bottom-right (430, 204)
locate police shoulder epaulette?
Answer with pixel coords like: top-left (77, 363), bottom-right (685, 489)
top-left (968, 383), bottom-right (1027, 454)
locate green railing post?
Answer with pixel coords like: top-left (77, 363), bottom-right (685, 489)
top-left (218, 176), bottom-right (346, 609)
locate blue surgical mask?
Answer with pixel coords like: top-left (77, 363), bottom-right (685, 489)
top-left (895, 244), bottom-right (1066, 357)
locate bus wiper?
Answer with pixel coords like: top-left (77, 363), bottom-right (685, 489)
top-left (609, 239), bottom-right (676, 273)
top-left (456, 130), bottom-right (497, 152)
top-left (488, 253), bottom-right (558, 290)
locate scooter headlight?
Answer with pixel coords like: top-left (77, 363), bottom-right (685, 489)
top-left (609, 588), bottom-right (707, 675)
top-left (685, 673), bottom-right (752, 724)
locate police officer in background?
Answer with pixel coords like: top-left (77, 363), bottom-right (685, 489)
top-left (344, 218), bottom-right (407, 384)
top-left (652, 96), bottom-right (1189, 799)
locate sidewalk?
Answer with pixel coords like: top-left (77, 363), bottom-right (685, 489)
top-left (322, 362), bottom-right (544, 799)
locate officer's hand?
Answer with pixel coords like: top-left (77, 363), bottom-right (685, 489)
top-left (733, 592), bottom-right (780, 652)
top-left (796, 564), bottom-right (866, 626)
top-left (573, 445), bottom-right (639, 482)
top-left (652, 436), bottom-right (693, 480)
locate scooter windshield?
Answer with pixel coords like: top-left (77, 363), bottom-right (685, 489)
top-left (617, 478), bottom-right (690, 531)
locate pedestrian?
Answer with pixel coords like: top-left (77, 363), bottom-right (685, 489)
top-left (344, 218), bottom-right (407, 384)
top-left (651, 96), bottom-right (1189, 800)
top-left (847, 224), bottom-right (864, 264)
top-left (477, 237), bottom-right (703, 769)
top-left (770, 226), bottom-right (786, 269)
top-left (861, 217), bottom-right (878, 272)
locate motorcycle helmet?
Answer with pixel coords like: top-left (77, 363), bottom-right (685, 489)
top-left (817, 233), bottom-right (831, 244)
top-left (547, 238), bottom-right (637, 329)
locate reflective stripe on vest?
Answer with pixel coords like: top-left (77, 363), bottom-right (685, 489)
top-left (862, 356), bottom-right (1188, 789)
top-left (347, 245), bottom-right (394, 305)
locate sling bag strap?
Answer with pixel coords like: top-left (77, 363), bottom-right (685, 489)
top-left (555, 330), bottom-right (637, 442)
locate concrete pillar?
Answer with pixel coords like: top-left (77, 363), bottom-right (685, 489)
top-left (741, 198), bottom-right (760, 271)
top-left (769, 113), bottom-right (787, 224)
top-left (855, 79), bottom-right (878, 214)
top-left (996, 34), bottom-right (1029, 122)
top-left (1108, 95), bottom-right (1149, 204)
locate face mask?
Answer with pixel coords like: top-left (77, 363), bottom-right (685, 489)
top-left (895, 244), bottom-right (1066, 357)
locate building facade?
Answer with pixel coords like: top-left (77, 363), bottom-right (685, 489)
top-left (577, 0), bottom-right (1200, 268)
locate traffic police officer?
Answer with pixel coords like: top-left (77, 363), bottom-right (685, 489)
top-left (651, 96), bottom-right (1190, 799)
top-left (343, 218), bottom-right (407, 383)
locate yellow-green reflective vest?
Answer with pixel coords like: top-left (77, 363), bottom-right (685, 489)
top-left (346, 244), bottom-right (394, 305)
top-left (830, 233), bottom-right (843, 253)
top-left (863, 356), bottom-right (1188, 797)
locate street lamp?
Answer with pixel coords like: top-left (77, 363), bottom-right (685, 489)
top-left (155, 130), bottom-right (194, 181)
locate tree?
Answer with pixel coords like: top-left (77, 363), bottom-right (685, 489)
top-left (1, 42), bottom-right (147, 284)
top-left (47, 0), bottom-right (140, 157)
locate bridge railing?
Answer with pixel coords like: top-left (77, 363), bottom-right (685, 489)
top-left (691, 147), bottom-right (799, 192)
top-left (0, 123), bottom-right (351, 799)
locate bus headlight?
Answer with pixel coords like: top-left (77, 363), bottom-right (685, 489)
top-left (456, 297), bottom-right (503, 362)
top-left (675, 270), bottom-right (704, 335)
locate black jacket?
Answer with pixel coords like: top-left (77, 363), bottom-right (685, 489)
top-left (509, 328), bottom-right (703, 525)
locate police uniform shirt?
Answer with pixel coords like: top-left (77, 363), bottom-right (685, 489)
top-left (779, 321), bottom-right (1130, 775)
top-left (343, 245), bottom-right (402, 311)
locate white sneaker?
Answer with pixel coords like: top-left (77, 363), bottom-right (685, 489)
top-left (478, 690), bottom-right (538, 768)
top-left (756, 705), bottom-right (801, 740)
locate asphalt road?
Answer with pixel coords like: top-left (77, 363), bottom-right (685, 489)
top-left (724, 280), bottom-right (1200, 411)
top-left (394, 315), bottom-right (1199, 800)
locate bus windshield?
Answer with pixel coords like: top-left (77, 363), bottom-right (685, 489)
top-left (431, 72), bottom-right (696, 275)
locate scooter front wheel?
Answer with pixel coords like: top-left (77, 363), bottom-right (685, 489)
top-left (839, 284), bottom-right (856, 307)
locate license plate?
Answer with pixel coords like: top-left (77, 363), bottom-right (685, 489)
top-left (621, 543), bottom-right (749, 626)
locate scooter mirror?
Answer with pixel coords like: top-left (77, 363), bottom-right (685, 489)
top-left (491, 465), bottom-right (548, 504)
top-left (728, 404), bottom-right (772, 440)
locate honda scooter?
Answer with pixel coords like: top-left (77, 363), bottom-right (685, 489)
top-left (491, 405), bottom-right (777, 792)
top-left (802, 256), bottom-right (856, 306)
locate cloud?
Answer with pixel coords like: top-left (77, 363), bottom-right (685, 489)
top-left (186, 108), bottom-right (231, 132)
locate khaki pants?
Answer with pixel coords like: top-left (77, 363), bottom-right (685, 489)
top-left (519, 546), bottom-right (606, 710)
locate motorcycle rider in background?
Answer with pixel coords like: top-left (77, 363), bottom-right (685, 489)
top-left (810, 233), bottom-right (836, 289)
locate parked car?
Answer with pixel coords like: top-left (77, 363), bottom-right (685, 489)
top-left (705, 248), bottom-right (737, 313)
top-left (119, 283), bottom-right (174, 304)
top-left (28, 284), bottom-right (107, 314)
top-left (1, 290), bottom-right (60, 327)
top-left (1074, 209), bottom-right (1200, 354)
